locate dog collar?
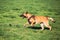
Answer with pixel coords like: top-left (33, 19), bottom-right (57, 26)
top-left (28, 15), bottom-right (35, 24)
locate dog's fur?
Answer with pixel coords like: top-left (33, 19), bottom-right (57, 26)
top-left (20, 12), bottom-right (55, 30)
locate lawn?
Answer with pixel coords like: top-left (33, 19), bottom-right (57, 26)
top-left (0, 0), bottom-right (60, 40)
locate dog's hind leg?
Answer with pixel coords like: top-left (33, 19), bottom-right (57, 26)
top-left (40, 23), bottom-right (44, 30)
top-left (44, 22), bottom-right (52, 30)
top-left (45, 25), bottom-right (52, 31)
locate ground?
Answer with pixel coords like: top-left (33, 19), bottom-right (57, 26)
top-left (0, 0), bottom-right (60, 40)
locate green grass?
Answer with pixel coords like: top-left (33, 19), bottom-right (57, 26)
top-left (0, 0), bottom-right (60, 40)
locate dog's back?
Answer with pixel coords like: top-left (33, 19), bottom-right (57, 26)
top-left (34, 16), bottom-right (48, 24)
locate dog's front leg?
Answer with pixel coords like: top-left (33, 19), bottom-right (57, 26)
top-left (30, 22), bottom-right (34, 27)
top-left (24, 22), bottom-right (29, 27)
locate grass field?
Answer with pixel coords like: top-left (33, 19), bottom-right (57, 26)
top-left (0, 0), bottom-right (60, 40)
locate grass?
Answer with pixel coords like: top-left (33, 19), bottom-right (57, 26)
top-left (0, 0), bottom-right (60, 40)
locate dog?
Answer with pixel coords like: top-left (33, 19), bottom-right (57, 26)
top-left (20, 12), bottom-right (55, 30)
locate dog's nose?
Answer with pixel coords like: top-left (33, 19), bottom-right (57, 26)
top-left (20, 15), bottom-right (23, 17)
top-left (20, 15), bottom-right (22, 17)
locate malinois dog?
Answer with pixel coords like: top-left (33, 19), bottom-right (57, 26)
top-left (20, 12), bottom-right (55, 30)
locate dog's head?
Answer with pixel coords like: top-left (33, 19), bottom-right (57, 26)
top-left (20, 12), bottom-right (32, 19)
top-left (20, 12), bottom-right (28, 18)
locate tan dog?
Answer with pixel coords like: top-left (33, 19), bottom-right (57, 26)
top-left (20, 12), bottom-right (55, 30)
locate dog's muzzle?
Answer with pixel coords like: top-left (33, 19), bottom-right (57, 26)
top-left (20, 14), bottom-right (26, 18)
top-left (20, 14), bottom-right (23, 17)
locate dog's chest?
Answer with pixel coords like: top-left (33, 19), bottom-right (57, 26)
top-left (28, 19), bottom-right (31, 24)
top-left (28, 15), bottom-right (36, 24)
top-left (28, 18), bottom-right (35, 24)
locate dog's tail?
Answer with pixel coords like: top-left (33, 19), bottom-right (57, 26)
top-left (47, 16), bottom-right (55, 23)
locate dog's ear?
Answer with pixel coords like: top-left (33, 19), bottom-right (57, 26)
top-left (26, 11), bottom-right (28, 14)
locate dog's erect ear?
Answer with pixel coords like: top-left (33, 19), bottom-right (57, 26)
top-left (25, 11), bottom-right (28, 14)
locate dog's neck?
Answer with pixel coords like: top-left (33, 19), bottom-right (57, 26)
top-left (26, 14), bottom-right (32, 19)
top-left (27, 15), bottom-right (35, 19)
top-left (27, 15), bottom-right (32, 19)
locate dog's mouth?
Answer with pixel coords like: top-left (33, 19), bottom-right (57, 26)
top-left (20, 14), bottom-right (27, 19)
